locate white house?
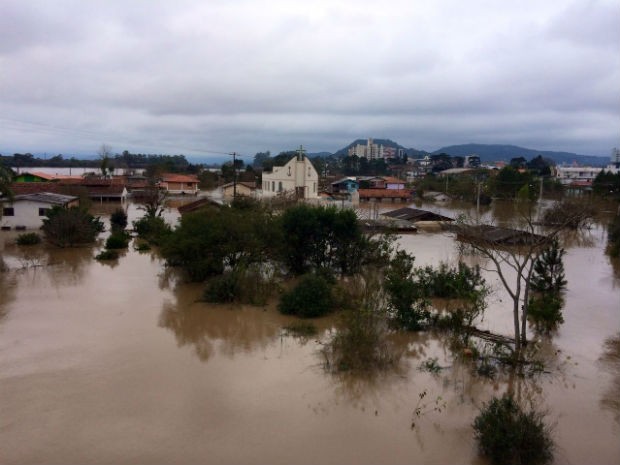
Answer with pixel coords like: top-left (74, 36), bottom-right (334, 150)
top-left (261, 148), bottom-right (319, 199)
top-left (1, 192), bottom-right (80, 230)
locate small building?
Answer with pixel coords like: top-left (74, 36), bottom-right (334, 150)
top-left (330, 177), bottom-right (359, 194)
top-left (381, 176), bottom-right (406, 190)
top-left (158, 174), bottom-right (200, 195)
top-left (261, 147), bottom-right (319, 199)
top-left (357, 188), bottom-right (412, 202)
top-left (221, 181), bottom-right (257, 199)
top-left (1, 192), bottom-right (79, 230)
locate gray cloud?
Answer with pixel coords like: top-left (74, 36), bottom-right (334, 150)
top-left (1, 0), bottom-right (618, 159)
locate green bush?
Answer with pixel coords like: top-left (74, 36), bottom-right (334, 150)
top-left (16, 232), bottom-right (41, 245)
top-left (473, 395), bottom-right (554, 465)
top-left (95, 249), bottom-right (119, 260)
top-left (278, 274), bottom-right (333, 318)
top-left (528, 295), bottom-right (564, 332)
top-left (607, 214), bottom-right (620, 258)
top-left (133, 216), bottom-right (171, 245)
top-left (42, 206), bottom-right (104, 247)
top-left (203, 272), bottom-right (240, 303)
top-left (110, 208), bottom-right (128, 230)
top-left (105, 232), bottom-right (130, 249)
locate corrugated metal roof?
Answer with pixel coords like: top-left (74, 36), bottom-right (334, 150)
top-left (13, 192), bottom-right (78, 205)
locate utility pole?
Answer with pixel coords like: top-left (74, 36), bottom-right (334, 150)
top-left (228, 152), bottom-right (237, 199)
top-left (476, 181), bottom-right (481, 217)
top-left (539, 177), bottom-right (543, 201)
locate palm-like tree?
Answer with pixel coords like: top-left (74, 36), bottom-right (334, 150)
top-left (1, 162), bottom-right (14, 203)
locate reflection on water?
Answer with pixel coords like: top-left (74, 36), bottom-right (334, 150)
top-left (159, 283), bottom-right (287, 362)
top-left (599, 334), bottom-right (620, 424)
top-left (1, 200), bottom-right (619, 464)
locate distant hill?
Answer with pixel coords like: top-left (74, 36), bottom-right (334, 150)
top-left (432, 143), bottom-right (609, 166)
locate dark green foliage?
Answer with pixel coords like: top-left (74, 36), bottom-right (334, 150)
top-left (473, 395), bottom-right (554, 465)
top-left (528, 239), bottom-right (566, 332)
top-left (161, 202), bottom-right (278, 282)
top-left (16, 232), bottom-right (41, 245)
top-left (384, 251), bottom-right (430, 330)
top-left (592, 170), bottom-right (620, 198)
top-left (133, 216), bottom-right (171, 245)
top-left (134, 242), bottom-right (151, 252)
top-left (607, 214), bottom-right (620, 257)
top-left (278, 274), bottom-right (333, 318)
top-left (105, 232), bottom-right (130, 249)
top-left (530, 239), bottom-right (567, 295)
top-left (110, 208), bottom-right (128, 230)
top-left (203, 272), bottom-right (240, 303)
top-left (42, 206), bottom-right (104, 247)
top-left (528, 294), bottom-right (564, 332)
top-left (415, 262), bottom-right (486, 300)
top-left (95, 249), bottom-right (119, 260)
top-left (487, 166), bottom-right (535, 199)
top-left (279, 204), bottom-right (365, 275)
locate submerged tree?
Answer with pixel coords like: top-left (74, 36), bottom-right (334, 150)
top-left (455, 195), bottom-right (586, 362)
top-left (42, 206), bottom-right (104, 247)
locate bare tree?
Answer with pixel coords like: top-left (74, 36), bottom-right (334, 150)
top-left (98, 144), bottom-right (113, 177)
top-left (454, 193), bottom-right (590, 362)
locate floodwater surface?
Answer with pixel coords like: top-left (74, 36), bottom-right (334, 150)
top-left (0, 201), bottom-right (619, 464)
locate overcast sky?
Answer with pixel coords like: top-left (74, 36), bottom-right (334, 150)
top-left (1, 0), bottom-right (619, 160)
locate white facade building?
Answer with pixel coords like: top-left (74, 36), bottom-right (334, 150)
top-left (1, 192), bottom-right (79, 230)
top-left (261, 148), bottom-right (319, 199)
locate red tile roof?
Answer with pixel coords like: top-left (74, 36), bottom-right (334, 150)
top-left (161, 174), bottom-right (199, 183)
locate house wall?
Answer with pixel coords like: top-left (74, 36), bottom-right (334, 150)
top-left (1, 199), bottom-right (77, 229)
top-left (222, 184), bottom-right (255, 198)
top-left (261, 157), bottom-right (319, 199)
top-left (163, 182), bottom-right (198, 194)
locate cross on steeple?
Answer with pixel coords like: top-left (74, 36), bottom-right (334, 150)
top-left (297, 145), bottom-right (306, 161)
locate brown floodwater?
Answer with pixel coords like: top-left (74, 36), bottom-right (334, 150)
top-left (1, 200), bottom-right (619, 464)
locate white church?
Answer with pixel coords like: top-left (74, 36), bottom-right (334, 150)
top-left (261, 146), bottom-right (319, 200)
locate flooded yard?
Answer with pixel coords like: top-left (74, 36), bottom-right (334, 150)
top-left (1, 201), bottom-right (619, 464)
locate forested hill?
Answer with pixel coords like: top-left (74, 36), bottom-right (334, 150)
top-left (432, 143), bottom-right (608, 166)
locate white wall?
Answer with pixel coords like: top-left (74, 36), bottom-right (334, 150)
top-left (1, 200), bottom-right (56, 229)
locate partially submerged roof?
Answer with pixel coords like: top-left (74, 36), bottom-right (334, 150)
top-left (382, 207), bottom-right (453, 222)
top-left (13, 192), bottom-right (78, 205)
top-left (453, 224), bottom-right (548, 247)
top-left (178, 197), bottom-right (222, 214)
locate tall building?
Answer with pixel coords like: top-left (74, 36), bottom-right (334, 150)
top-left (348, 138), bottom-right (385, 160)
top-left (612, 147), bottom-right (620, 167)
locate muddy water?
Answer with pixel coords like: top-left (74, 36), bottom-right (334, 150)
top-left (1, 201), bottom-right (619, 464)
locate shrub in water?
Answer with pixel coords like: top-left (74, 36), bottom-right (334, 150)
top-left (203, 272), bottom-right (240, 303)
top-left (278, 274), bottom-right (333, 318)
top-left (110, 208), bottom-right (128, 230)
top-left (105, 232), bottom-right (130, 249)
top-left (95, 249), bottom-right (119, 261)
top-left (16, 232), bottom-right (41, 245)
top-left (473, 394), bottom-right (554, 465)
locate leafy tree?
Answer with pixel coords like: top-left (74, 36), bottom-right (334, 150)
top-left (42, 206), bottom-right (104, 247)
top-left (529, 239), bottom-right (567, 295)
top-left (384, 251), bottom-right (430, 330)
top-left (278, 274), bottom-right (334, 318)
top-left (527, 238), bottom-right (567, 332)
top-left (0, 162), bottom-right (14, 201)
top-left (487, 166), bottom-right (534, 199)
top-left (161, 201), bottom-right (278, 281)
top-left (607, 214), bottom-right (620, 257)
top-left (110, 208), bottom-right (128, 230)
top-left (279, 204), bottom-right (365, 276)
